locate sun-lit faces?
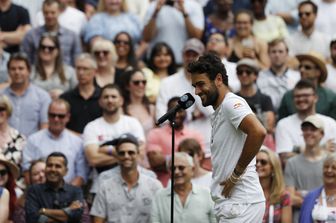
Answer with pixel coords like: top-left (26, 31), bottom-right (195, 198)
top-left (192, 73), bottom-right (219, 108)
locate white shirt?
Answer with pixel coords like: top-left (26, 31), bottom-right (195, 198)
top-left (222, 58), bottom-right (240, 92)
top-left (325, 64), bottom-right (336, 93)
top-left (315, 0), bottom-right (336, 36)
top-left (210, 92), bottom-right (264, 204)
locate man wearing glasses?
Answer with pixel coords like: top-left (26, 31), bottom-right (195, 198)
top-left (22, 99), bottom-right (88, 187)
top-left (90, 133), bottom-right (162, 223)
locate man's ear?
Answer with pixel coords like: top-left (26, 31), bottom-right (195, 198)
top-left (215, 73), bottom-right (223, 87)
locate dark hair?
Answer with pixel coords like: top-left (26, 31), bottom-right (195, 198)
top-left (187, 53), bottom-right (228, 86)
top-left (7, 52), bottom-right (31, 71)
top-left (2, 166), bottom-right (17, 220)
top-left (36, 34), bottom-right (66, 84)
top-left (299, 1), bottom-right (318, 14)
top-left (48, 98), bottom-right (71, 113)
top-left (167, 96), bottom-right (180, 109)
top-left (234, 9), bottom-right (254, 24)
top-left (100, 83), bottom-right (123, 99)
top-left (121, 69), bottom-right (151, 114)
top-left (268, 38), bottom-right (288, 52)
top-left (42, 0), bottom-right (61, 8)
top-left (294, 79), bottom-right (317, 93)
top-left (148, 42), bottom-right (177, 75)
top-left (46, 152), bottom-right (68, 167)
top-left (178, 138), bottom-right (203, 156)
top-left (114, 31), bottom-right (138, 69)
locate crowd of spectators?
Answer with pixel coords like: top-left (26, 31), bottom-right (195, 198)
top-left (1, 0), bottom-right (336, 222)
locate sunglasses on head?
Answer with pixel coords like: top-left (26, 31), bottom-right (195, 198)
top-left (299, 12), bottom-right (312, 18)
top-left (237, 69), bottom-right (254, 76)
top-left (0, 107), bottom-right (6, 112)
top-left (118, 150), bottom-right (137, 157)
top-left (256, 159), bottom-right (269, 166)
top-left (40, 45), bottom-right (57, 52)
top-left (0, 169), bottom-right (8, 177)
top-left (132, 80), bottom-right (147, 86)
top-left (94, 50), bottom-right (110, 57)
top-left (114, 40), bottom-right (130, 45)
top-left (48, 113), bottom-right (67, 119)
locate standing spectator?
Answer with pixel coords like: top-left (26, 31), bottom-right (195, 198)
top-left (151, 152), bottom-right (216, 223)
top-left (91, 39), bottom-right (118, 88)
top-left (257, 147), bottom-right (292, 223)
top-left (125, 0), bottom-right (150, 22)
top-left (227, 10), bottom-right (270, 68)
top-left (143, 0), bottom-right (204, 64)
top-left (146, 42), bottom-right (177, 103)
top-left (61, 53), bottom-right (102, 134)
top-left (21, 0), bottom-right (82, 66)
top-left (1, 53), bottom-right (51, 137)
top-left (83, 0), bottom-right (142, 46)
top-left (31, 34), bottom-right (77, 99)
top-left (25, 152), bottom-right (84, 223)
top-left (257, 38), bottom-right (300, 111)
top-left (90, 133), bottom-right (162, 223)
top-left (0, 187), bottom-right (9, 223)
top-left (286, 1), bottom-right (330, 59)
top-left (326, 38), bottom-right (336, 93)
top-left (22, 99), bottom-right (88, 187)
top-left (284, 115), bottom-right (327, 222)
top-left (0, 0), bottom-right (31, 53)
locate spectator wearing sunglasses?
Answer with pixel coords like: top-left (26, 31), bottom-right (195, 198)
top-left (90, 133), bottom-right (162, 223)
top-left (121, 69), bottom-right (155, 136)
top-left (256, 146), bottom-right (292, 223)
top-left (31, 34), bottom-right (77, 100)
top-left (22, 99), bottom-right (88, 187)
top-left (236, 58), bottom-right (276, 150)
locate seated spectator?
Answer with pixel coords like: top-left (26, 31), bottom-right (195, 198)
top-left (251, 0), bottom-right (288, 43)
top-left (1, 53), bottom-right (51, 137)
top-left (143, 0), bottom-right (204, 64)
top-left (256, 147), bottom-right (292, 223)
top-left (0, 40), bottom-right (10, 90)
top-left (326, 38), bottom-right (336, 93)
top-left (21, 0), bottom-right (82, 66)
top-left (114, 32), bottom-right (139, 85)
top-left (0, 0), bottom-right (31, 53)
top-left (22, 99), bottom-right (88, 187)
top-left (121, 69), bottom-right (155, 135)
top-left (151, 152), bottom-right (216, 223)
top-left (31, 34), bottom-right (77, 99)
top-left (300, 153), bottom-right (336, 223)
top-left (83, 0), bottom-right (142, 46)
top-left (178, 138), bottom-right (212, 188)
top-left (90, 133), bottom-right (162, 222)
top-left (146, 42), bottom-right (177, 103)
top-left (227, 9), bottom-right (270, 68)
top-left (0, 154), bottom-right (21, 222)
top-left (147, 97), bottom-right (205, 186)
top-left (278, 52), bottom-right (336, 120)
top-left (91, 39), bottom-right (118, 88)
top-left (0, 187), bottom-right (9, 223)
top-left (284, 115), bottom-right (327, 222)
top-left (61, 53), bottom-right (102, 134)
top-left (25, 152), bottom-right (84, 223)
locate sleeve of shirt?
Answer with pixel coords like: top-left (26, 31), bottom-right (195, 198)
top-left (82, 122), bottom-right (98, 147)
top-left (275, 120), bottom-right (293, 153)
top-left (83, 14), bottom-right (104, 43)
top-left (22, 136), bottom-right (38, 171)
top-left (39, 89), bottom-right (52, 124)
top-left (261, 94), bottom-right (275, 112)
top-left (67, 187), bottom-right (84, 223)
top-left (75, 141), bottom-right (89, 182)
top-left (90, 185), bottom-right (107, 219)
top-left (70, 32), bottom-right (82, 66)
top-left (17, 6), bottom-right (31, 25)
top-left (187, 1), bottom-right (204, 30)
top-left (21, 30), bottom-right (35, 64)
top-left (25, 186), bottom-right (42, 223)
top-left (223, 95), bottom-right (253, 129)
top-left (284, 158), bottom-right (296, 187)
top-left (143, 2), bottom-right (156, 26)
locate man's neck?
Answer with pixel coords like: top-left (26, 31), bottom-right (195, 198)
top-left (45, 24), bottom-right (59, 32)
top-left (174, 182), bottom-right (192, 196)
top-left (121, 168), bottom-right (139, 190)
top-left (297, 109), bottom-right (315, 120)
top-left (10, 82), bottom-right (29, 96)
top-left (302, 26), bottom-right (315, 37)
top-left (47, 180), bottom-right (64, 190)
top-left (103, 110), bottom-right (121, 123)
top-left (239, 85), bottom-right (257, 97)
top-left (78, 83), bottom-right (95, 99)
top-left (270, 64), bottom-right (287, 76)
top-left (49, 129), bottom-right (63, 138)
top-left (0, 0), bottom-right (10, 11)
top-left (304, 145), bottom-right (324, 160)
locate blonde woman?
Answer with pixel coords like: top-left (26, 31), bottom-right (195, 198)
top-left (91, 39), bottom-right (118, 87)
top-left (256, 147), bottom-right (292, 223)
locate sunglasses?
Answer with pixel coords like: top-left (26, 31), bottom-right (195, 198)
top-left (0, 107), bottom-right (6, 112)
top-left (0, 169), bottom-right (8, 177)
top-left (114, 40), bottom-right (130, 45)
top-left (298, 64), bottom-right (317, 70)
top-left (237, 69), bottom-right (254, 76)
top-left (94, 50), bottom-right (110, 57)
top-left (40, 45), bottom-right (56, 52)
top-left (256, 159), bottom-right (269, 166)
top-left (299, 12), bottom-right (312, 18)
top-left (132, 80), bottom-right (147, 86)
top-left (293, 93), bottom-right (315, 99)
top-left (118, 150), bottom-right (137, 157)
top-left (48, 113), bottom-right (67, 119)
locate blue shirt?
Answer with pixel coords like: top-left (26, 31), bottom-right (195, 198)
top-left (25, 182), bottom-right (83, 223)
top-left (0, 51), bottom-right (10, 83)
top-left (1, 84), bottom-right (51, 137)
top-left (23, 129), bottom-right (88, 182)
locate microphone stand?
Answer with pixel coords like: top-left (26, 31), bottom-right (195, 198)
top-left (168, 116), bottom-right (176, 223)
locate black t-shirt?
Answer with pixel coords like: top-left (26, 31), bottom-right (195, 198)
top-left (236, 90), bottom-right (274, 113)
top-left (0, 3), bottom-right (30, 53)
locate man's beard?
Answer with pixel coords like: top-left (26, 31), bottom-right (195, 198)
top-left (202, 84), bottom-right (219, 107)
top-left (103, 107), bottom-right (119, 116)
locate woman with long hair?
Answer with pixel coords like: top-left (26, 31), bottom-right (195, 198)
top-left (31, 34), bottom-right (77, 99)
top-left (256, 147), bottom-right (292, 223)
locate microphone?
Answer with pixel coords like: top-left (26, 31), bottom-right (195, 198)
top-left (156, 93), bottom-right (195, 125)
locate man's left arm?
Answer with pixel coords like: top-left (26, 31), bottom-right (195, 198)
top-left (221, 114), bottom-right (266, 197)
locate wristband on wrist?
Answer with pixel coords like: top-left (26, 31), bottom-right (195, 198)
top-left (107, 145), bottom-right (113, 156)
top-left (183, 12), bottom-right (189, 18)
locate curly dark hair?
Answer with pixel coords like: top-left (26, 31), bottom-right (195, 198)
top-left (148, 42), bottom-right (177, 75)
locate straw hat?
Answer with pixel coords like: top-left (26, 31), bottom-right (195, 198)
top-left (296, 51), bottom-right (328, 83)
top-left (0, 154), bottom-right (20, 179)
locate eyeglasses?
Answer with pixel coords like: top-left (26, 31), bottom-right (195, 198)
top-left (299, 11), bottom-right (312, 18)
top-left (0, 169), bottom-right (8, 177)
top-left (256, 159), bottom-right (269, 166)
top-left (298, 64), bottom-right (317, 70)
top-left (40, 45), bottom-right (57, 52)
top-left (293, 93), bottom-right (315, 99)
top-left (237, 69), bottom-right (254, 76)
top-left (48, 113), bottom-right (67, 119)
top-left (132, 80), bottom-right (147, 86)
top-left (94, 50), bottom-right (110, 57)
top-left (114, 40), bottom-right (130, 45)
top-left (117, 150), bottom-right (137, 157)
top-left (173, 165), bottom-right (187, 172)
top-left (0, 107), bottom-right (6, 112)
